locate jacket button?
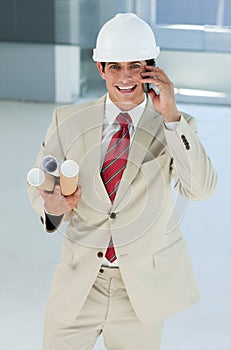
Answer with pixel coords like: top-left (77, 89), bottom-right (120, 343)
top-left (181, 134), bottom-right (186, 141)
top-left (97, 252), bottom-right (104, 258)
top-left (110, 212), bottom-right (116, 219)
top-left (186, 144), bottom-right (190, 150)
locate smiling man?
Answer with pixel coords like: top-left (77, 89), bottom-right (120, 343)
top-left (27, 13), bottom-right (217, 350)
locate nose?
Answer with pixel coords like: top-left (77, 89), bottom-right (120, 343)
top-left (120, 67), bottom-right (132, 82)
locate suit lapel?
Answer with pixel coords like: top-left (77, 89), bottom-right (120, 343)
top-left (80, 95), bottom-right (112, 205)
top-left (81, 95), bottom-right (105, 168)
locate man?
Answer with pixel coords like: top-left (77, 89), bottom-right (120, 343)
top-left (27, 13), bottom-right (217, 350)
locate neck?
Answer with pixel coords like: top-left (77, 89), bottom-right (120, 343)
top-left (109, 97), bottom-right (145, 112)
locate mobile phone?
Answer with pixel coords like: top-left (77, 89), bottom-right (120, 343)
top-left (143, 60), bottom-right (156, 93)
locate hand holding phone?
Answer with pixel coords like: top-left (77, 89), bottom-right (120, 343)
top-left (142, 64), bottom-right (181, 122)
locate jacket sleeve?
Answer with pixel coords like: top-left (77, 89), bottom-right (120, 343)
top-left (27, 107), bottom-right (68, 233)
top-left (164, 113), bottom-right (217, 200)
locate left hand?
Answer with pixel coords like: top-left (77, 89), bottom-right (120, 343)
top-left (39, 184), bottom-right (82, 216)
top-left (141, 66), bottom-right (181, 122)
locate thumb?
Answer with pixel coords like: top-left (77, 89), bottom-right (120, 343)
top-left (148, 88), bottom-right (158, 99)
top-left (53, 185), bottom-right (62, 195)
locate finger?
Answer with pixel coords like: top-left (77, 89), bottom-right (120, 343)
top-left (65, 197), bottom-right (78, 210)
top-left (141, 73), bottom-right (164, 84)
top-left (38, 188), bottom-right (48, 198)
top-left (148, 88), bottom-right (158, 99)
top-left (75, 185), bottom-right (82, 197)
top-left (53, 185), bottom-right (62, 195)
top-left (140, 77), bottom-right (162, 89)
top-left (63, 187), bottom-right (81, 207)
top-left (142, 68), bottom-right (170, 83)
top-left (66, 186), bottom-right (82, 206)
top-left (141, 71), bottom-right (161, 83)
top-left (144, 65), bottom-right (160, 71)
top-left (71, 185), bottom-right (82, 198)
top-left (144, 66), bottom-right (163, 74)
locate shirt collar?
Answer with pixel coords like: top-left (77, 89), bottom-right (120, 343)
top-left (105, 93), bottom-right (147, 127)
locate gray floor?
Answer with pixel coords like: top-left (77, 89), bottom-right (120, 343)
top-left (0, 99), bottom-right (230, 350)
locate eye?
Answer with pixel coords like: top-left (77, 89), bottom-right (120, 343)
top-left (130, 63), bottom-right (142, 69)
top-left (108, 64), bottom-right (121, 70)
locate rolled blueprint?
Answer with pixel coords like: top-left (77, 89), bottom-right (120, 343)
top-left (60, 160), bottom-right (79, 196)
top-left (27, 168), bottom-right (55, 191)
top-left (41, 155), bottom-right (61, 177)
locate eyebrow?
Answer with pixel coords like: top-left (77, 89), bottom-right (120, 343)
top-left (107, 61), bottom-right (143, 65)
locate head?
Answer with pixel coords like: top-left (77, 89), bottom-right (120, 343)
top-left (93, 13), bottom-right (160, 110)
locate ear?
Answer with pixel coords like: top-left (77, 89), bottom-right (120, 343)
top-left (96, 62), bottom-right (106, 80)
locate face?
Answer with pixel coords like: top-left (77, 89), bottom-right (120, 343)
top-left (97, 61), bottom-right (146, 111)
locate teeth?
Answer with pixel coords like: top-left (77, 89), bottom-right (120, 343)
top-left (118, 86), bottom-right (135, 90)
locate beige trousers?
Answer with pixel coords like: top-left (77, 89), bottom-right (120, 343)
top-left (43, 267), bottom-right (163, 350)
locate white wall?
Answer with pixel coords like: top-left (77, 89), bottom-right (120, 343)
top-left (157, 50), bottom-right (231, 104)
top-left (158, 50), bottom-right (231, 95)
top-left (0, 42), bottom-right (55, 102)
top-left (54, 45), bottom-right (80, 103)
top-left (0, 42), bottom-right (81, 103)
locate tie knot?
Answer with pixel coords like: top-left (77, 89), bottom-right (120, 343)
top-left (116, 113), bottom-right (132, 128)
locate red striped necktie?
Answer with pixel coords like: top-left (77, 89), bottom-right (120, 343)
top-left (101, 112), bottom-right (132, 262)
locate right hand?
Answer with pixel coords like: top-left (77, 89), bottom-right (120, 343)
top-left (39, 184), bottom-right (82, 216)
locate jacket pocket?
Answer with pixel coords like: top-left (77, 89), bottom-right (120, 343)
top-left (152, 237), bottom-right (199, 305)
top-left (140, 154), bottom-right (169, 180)
top-left (141, 153), bottom-right (168, 169)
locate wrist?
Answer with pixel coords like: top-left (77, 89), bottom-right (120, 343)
top-left (163, 112), bottom-right (181, 123)
top-left (44, 207), bottom-right (61, 216)
top-left (43, 202), bottom-right (64, 216)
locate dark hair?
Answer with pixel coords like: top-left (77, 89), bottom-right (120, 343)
top-left (146, 59), bottom-right (156, 67)
top-left (100, 59), bottom-right (156, 72)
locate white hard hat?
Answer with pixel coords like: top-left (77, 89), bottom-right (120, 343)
top-left (93, 13), bottom-right (160, 62)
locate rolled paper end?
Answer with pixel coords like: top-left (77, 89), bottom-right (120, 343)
top-left (27, 168), bottom-right (45, 187)
top-left (60, 160), bottom-right (79, 196)
top-left (61, 160), bottom-right (79, 178)
top-left (45, 158), bottom-right (57, 172)
top-left (27, 168), bottom-right (55, 191)
top-left (41, 155), bottom-right (61, 177)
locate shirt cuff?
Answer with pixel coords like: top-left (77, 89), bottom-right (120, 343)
top-left (164, 115), bottom-right (182, 130)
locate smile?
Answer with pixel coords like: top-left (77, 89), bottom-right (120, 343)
top-left (116, 85), bottom-right (136, 92)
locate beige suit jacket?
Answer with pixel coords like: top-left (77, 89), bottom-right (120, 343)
top-left (27, 95), bottom-right (217, 325)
